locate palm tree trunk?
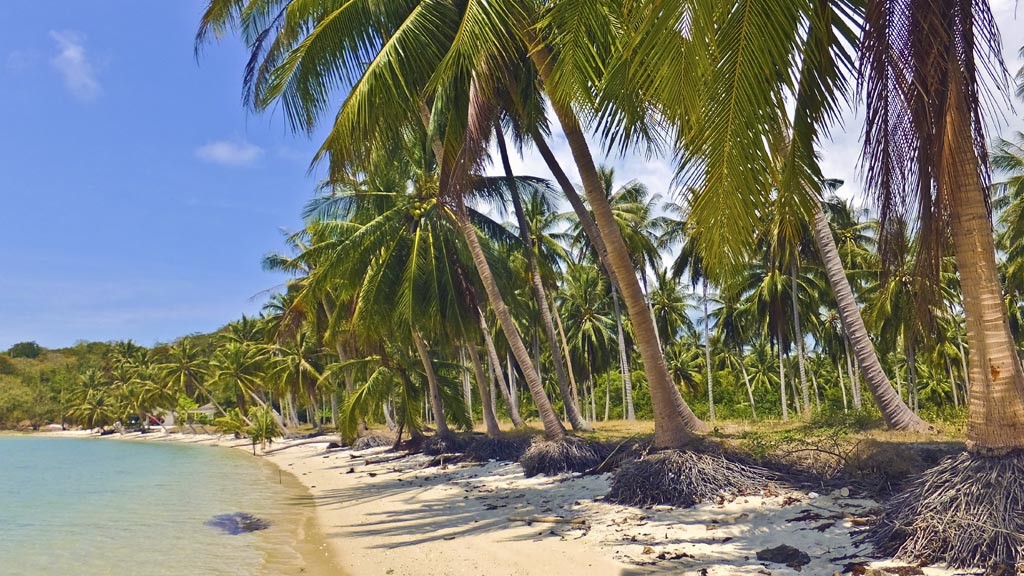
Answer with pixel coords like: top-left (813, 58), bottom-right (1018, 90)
top-left (943, 78), bottom-right (1024, 452)
top-left (790, 261), bottom-right (811, 417)
top-left (812, 203), bottom-right (929, 430)
top-left (945, 356), bottom-right (959, 409)
top-left (778, 338), bottom-right (788, 421)
top-left (508, 354), bottom-right (519, 416)
top-left (335, 342), bottom-right (368, 436)
top-left (495, 126), bottom-right (589, 432)
top-left (330, 393), bottom-right (338, 428)
top-left (551, 295), bottom-right (582, 412)
top-left (528, 41), bottom-right (705, 447)
top-left (957, 336), bottom-right (971, 396)
top-left (479, 307), bottom-right (525, 427)
top-left (739, 353), bottom-right (757, 419)
top-left (838, 359), bottom-right (849, 412)
top-left (703, 280), bottom-right (715, 421)
top-left (467, 343), bottom-right (500, 436)
top-left (461, 349), bottom-right (473, 424)
top-left (414, 331), bottom-right (449, 437)
top-left (455, 201), bottom-right (566, 440)
top-left (810, 368), bottom-right (822, 411)
top-left (383, 400), bottom-right (396, 431)
top-left (611, 286), bottom-right (636, 421)
top-left (894, 359), bottom-right (904, 403)
top-left (844, 338), bottom-right (862, 409)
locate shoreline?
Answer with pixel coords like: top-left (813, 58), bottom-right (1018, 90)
top-left (22, 429), bottom-right (965, 576)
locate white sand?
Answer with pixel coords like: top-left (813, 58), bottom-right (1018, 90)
top-left (57, 430), bottom-right (964, 576)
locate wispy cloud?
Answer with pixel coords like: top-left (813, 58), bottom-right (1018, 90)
top-left (49, 30), bottom-right (101, 101)
top-left (195, 139), bottom-right (265, 167)
top-left (6, 49), bottom-right (38, 72)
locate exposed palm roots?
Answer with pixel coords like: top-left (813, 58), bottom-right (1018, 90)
top-left (351, 433), bottom-right (393, 451)
top-left (871, 451), bottom-right (1024, 568)
top-left (520, 437), bottom-right (609, 477)
top-left (423, 434), bottom-right (474, 456)
top-left (607, 450), bottom-right (770, 508)
top-left (465, 434), bottom-right (533, 463)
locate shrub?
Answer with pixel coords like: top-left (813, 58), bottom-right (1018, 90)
top-left (7, 342), bottom-right (42, 359)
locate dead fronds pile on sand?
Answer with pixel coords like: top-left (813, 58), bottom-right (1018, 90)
top-left (871, 450), bottom-right (1024, 568)
top-left (607, 449), bottom-right (771, 508)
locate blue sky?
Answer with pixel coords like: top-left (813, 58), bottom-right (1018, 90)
top-left (1, 1), bottom-right (1021, 350)
top-left (0, 0), bottom-right (330, 349)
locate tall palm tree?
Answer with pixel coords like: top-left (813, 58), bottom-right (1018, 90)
top-left (859, 2), bottom-right (1024, 454)
top-left (494, 126), bottom-right (590, 431)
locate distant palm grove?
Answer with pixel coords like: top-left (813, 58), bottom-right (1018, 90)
top-left (4, 0), bottom-right (1024, 568)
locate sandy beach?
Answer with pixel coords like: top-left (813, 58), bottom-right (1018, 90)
top-left (47, 429), bottom-right (970, 576)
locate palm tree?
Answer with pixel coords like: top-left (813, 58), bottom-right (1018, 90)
top-left (494, 126), bottom-right (590, 431)
top-left (559, 262), bottom-right (616, 421)
top-left (198, 0), bottom-right (705, 447)
top-left (861, 0), bottom-right (1024, 453)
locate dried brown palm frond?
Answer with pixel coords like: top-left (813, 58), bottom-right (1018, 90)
top-left (859, 0), bottom-right (1008, 305)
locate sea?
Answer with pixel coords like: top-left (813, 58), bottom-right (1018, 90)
top-left (0, 435), bottom-right (335, 576)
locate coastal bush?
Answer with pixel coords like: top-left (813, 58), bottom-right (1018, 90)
top-left (0, 354), bottom-right (16, 375)
top-left (248, 405), bottom-right (281, 450)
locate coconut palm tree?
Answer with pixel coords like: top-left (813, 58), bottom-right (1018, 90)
top-left (493, 126), bottom-right (590, 431)
top-left (559, 261), bottom-right (616, 421)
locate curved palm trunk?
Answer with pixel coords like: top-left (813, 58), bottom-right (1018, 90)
top-left (479, 306), bottom-right (526, 427)
top-left (529, 42), bottom-right (705, 447)
top-left (703, 281), bottom-right (715, 421)
top-left (611, 287), bottom-right (636, 420)
top-left (467, 343), bottom-right (500, 436)
top-left (413, 331), bottom-right (449, 437)
top-left (495, 127), bottom-right (591, 432)
top-left (812, 203), bottom-right (930, 431)
top-left (790, 261), bottom-right (811, 417)
top-left (455, 202), bottom-right (566, 440)
top-left (943, 79), bottom-right (1024, 452)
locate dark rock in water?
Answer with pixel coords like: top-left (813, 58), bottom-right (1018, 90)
top-left (205, 512), bottom-right (270, 535)
top-left (756, 544), bottom-right (811, 568)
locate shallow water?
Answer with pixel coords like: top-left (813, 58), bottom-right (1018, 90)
top-left (0, 436), bottom-right (335, 576)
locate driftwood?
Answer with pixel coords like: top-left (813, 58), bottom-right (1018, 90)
top-left (508, 515), bottom-right (588, 525)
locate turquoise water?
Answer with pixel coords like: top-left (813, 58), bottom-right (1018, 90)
top-left (0, 436), bottom-right (333, 576)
